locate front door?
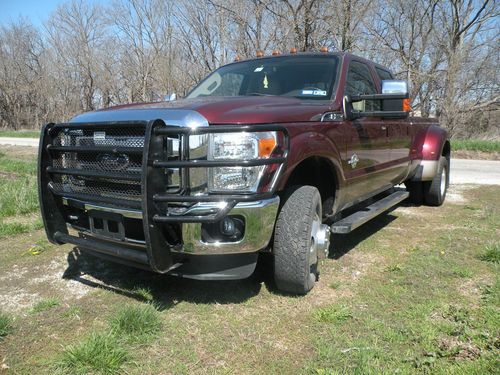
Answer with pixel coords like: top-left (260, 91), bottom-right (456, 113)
top-left (342, 60), bottom-right (393, 203)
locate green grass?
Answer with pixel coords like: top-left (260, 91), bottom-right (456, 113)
top-left (451, 266), bottom-right (473, 278)
top-left (61, 306), bottom-right (82, 319)
top-left (0, 177), bottom-right (39, 218)
top-left (479, 242), bottom-right (500, 264)
top-left (0, 185), bottom-right (498, 374)
top-left (328, 280), bottom-right (341, 290)
top-left (0, 151), bottom-right (37, 175)
top-left (30, 298), bottom-right (60, 314)
top-left (131, 286), bottom-right (154, 302)
top-left (55, 332), bottom-right (128, 375)
top-left (307, 186), bottom-right (500, 374)
top-left (0, 152), bottom-right (40, 237)
top-left (452, 139), bottom-right (500, 152)
top-left (0, 311), bottom-right (14, 338)
top-left (0, 217), bottom-right (43, 238)
top-left (314, 305), bottom-right (352, 324)
top-left (0, 130), bottom-right (40, 138)
top-left (109, 304), bottom-right (162, 343)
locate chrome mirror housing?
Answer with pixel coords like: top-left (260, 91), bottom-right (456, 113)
top-left (381, 80), bottom-right (409, 96)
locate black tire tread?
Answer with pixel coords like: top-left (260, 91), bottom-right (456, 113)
top-left (273, 185), bottom-right (321, 295)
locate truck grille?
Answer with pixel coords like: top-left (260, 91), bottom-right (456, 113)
top-left (47, 124), bottom-right (147, 207)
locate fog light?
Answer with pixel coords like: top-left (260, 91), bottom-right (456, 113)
top-left (201, 216), bottom-right (245, 243)
top-left (221, 217), bottom-right (235, 236)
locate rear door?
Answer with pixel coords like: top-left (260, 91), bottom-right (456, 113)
top-left (342, 59), bottom-right (393, 203)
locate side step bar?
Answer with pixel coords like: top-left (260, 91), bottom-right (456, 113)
top-left (330, 191), bottom-right (409, 234)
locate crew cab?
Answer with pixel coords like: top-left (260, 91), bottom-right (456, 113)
top-left (38, 52), bottom-right (450, 294)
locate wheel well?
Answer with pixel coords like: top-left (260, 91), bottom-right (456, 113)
top-left (283, 157), bottom-right (337, 216)
top-left (442, 141), bottom-right (450, 159)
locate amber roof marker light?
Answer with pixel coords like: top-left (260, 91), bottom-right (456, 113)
top-left (256, 50), bottom-right (264, 58)
top-left (234, 54), bottom-right (241, 62)
top-left (320, 46), bottom-right (328, 53)
top-left (290, 47), bottom-right (297, 54)
top-left (272, 49), bottom-right (281, 56)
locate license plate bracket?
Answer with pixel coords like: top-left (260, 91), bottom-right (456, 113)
top-left (88, 210), bottom-right (125, 240)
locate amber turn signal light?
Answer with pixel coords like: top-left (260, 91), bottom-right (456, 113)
top-left (258, 138), bottom-right (277, 158)
top-left (403, 98), bottom-right (411, 112)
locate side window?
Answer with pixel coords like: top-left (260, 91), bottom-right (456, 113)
top-left (345, 61), bottom-right (378, 111)
top-left (375, 67), bottom-right (393, 82)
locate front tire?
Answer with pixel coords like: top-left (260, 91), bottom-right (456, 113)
top-left (273, 185), bottom-right (328, 295)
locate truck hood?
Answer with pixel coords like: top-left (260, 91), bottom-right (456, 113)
top-left (70, 96), bottom-right (334, 125)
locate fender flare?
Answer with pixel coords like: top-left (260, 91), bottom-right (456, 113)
top-left (277, 131), bottom-right (344, 189)
top-left (410, 124), bottom-right (449, 181)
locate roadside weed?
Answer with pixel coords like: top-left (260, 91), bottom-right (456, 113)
top-left (314, 305), bottom-right (352, 324)
top-left (55, 332), bottom-right (128, 375)
top-left (30, 298), bottom-right (60, 314)
top-left (479, 243), bottom-right (500, 264)
top-left (0, 311), bottom-right (13, 338)
top-left (109, 304), bottom-right (162, 343)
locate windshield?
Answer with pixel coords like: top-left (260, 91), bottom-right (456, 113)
top-left (187, 55), bottom-right (339, 100)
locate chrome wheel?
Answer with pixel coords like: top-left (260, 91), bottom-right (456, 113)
top-left (440, 167), bottom-right (447, 197)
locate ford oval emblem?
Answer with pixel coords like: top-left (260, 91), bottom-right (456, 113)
top-left (97, 153), bottom-right (130, 170)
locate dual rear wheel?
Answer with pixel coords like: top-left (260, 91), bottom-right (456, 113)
top-left (406, 156), bottom-right (449, 206)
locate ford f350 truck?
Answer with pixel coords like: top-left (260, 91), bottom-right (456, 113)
top-left (38, 52), bottom-right (450, 294)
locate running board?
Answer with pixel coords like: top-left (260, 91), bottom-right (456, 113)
top-left (330, 191), bottom-right (409, 234)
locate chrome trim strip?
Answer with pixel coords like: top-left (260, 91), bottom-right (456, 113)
top-left (62, 198), bottom-right (143, 219)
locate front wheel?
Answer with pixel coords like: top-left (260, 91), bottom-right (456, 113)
top-left (273, 186), bottom-right (331, 295)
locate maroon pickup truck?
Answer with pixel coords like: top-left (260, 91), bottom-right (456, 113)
top-left (38, 52), bottom-right (450, 294)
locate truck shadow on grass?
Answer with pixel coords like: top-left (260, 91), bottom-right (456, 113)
top-left (61, 210), bottom-right (399, 305)
top-left (62, 248), bottom-right (263, 309)
top-left (328, 212), bottom-right (398, 259)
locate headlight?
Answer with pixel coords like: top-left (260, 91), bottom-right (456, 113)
top-left (208, 132), bottom-right (277, 193)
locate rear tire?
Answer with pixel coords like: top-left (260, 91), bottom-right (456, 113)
top-left (273, 185), bottom-right (323, 295)
top-left (423, 156), bottom-right (449, 206)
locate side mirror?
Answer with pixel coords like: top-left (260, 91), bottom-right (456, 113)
top-left (381, 80), bottom-right (408, 95)
top-left (342, 80), bottom-right (410, 120)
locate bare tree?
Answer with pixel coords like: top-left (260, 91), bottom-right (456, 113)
top-left (0, 0), bottom-right (498, 138)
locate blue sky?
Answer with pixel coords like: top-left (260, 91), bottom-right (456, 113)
top-left (0, 0), bottom-right (107, 28)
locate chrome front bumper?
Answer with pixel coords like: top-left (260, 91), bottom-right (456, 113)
top-left (180, 196), bottom-right (280, 255)
top-left (71, 196), bottom-right (280, 256)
